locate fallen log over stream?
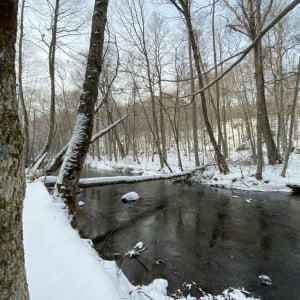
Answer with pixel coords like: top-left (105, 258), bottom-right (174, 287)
top-left (39, 166), bottom-right (207, 188)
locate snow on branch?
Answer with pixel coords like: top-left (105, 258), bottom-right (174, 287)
top-left (46, 114), bottom-right (128, 175)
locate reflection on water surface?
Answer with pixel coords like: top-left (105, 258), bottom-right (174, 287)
top-left (75, 169), bottom-right (300, 299)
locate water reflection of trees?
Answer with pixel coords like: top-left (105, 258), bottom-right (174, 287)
top-left (75, 178), bottom-right (300, 298)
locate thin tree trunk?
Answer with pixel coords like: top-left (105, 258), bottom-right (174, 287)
top-left (95, 115), bottom-right (101, 160)
top-left (34, 0), bottom-right (60, 165)
top-left (255, 64), bottom-right (264, 180)
top-left (254, 40), bottom-right (280, 165)
top-left (111, 95), bottom-right (140, 163)
top-left (281, 57), bottom-right (300, 177)
top-left (171, 0), bottom-right (229, 174)
top-left (188, 38), bottom-right (200, 166)
top-left (184, 104), bottom-right (191, 160)
top-left (135, 82), bottom-right (173, 172)
top-left (212, 0), bottom-right (226, 156)
top-left (236, 66), bottom-right (257, 160)
top-left (18, 0), bottom-right (30, 167)
top-left (107, 108), bottom-right (125, 159)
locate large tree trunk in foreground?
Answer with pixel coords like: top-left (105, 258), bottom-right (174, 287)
top-left (56, 0), bottom-right (108, 205)
top-left (0, 1), bottom-right (29, 298)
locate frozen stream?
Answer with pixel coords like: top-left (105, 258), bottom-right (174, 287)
top-left (75, 168), bottom-right (300, 299)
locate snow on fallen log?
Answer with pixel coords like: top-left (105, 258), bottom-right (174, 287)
top-left (40, 166), bottom-right (207, 188)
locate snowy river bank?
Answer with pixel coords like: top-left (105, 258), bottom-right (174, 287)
top-left (75, 168), bottom-right (300, 300)
top-left (24, 153), bottom-right (300, 299)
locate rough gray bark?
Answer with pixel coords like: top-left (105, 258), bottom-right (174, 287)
top-left (0, 1), bottom-right (29, 298)
top-left (56, 0), bottom-right (109, 204)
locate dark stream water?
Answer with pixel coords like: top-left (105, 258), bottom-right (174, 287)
top-left (75, 168), bottom-right (300, 299)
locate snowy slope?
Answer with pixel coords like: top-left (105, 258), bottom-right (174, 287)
top-left (23, 182), bottom-right (122, 300)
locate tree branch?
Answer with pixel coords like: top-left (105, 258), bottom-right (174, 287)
top-left (46, 114), bottom-right (129, 175)
top-left (183, 0), bottom-right (300, 101)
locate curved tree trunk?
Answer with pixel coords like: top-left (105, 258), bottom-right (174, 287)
top-left (56, 0), bottom-right (109, 205)
top-left (172, 0), bottom-right (229, 174)
top-left (0, 1), bottom-right (29, 298)
top-left (33, 0), bottom-right (60, 166)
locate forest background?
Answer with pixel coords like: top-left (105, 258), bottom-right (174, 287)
top-left (19, 0), bottom-right (300, 182)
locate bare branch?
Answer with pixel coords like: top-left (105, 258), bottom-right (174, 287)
top-left (182, 0), bottom-right (300, 101)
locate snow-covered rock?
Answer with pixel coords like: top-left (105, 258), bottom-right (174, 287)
top-left (120, 191), bottom-right (140, 202)
top-left (125, 241), bottom-right (147, 258)
top-left (258, 275), bottom-right (272, 286)
top-left (78, 200), bottom-right (85, 207)
top-left (134, 241), bottom-right (144, 250)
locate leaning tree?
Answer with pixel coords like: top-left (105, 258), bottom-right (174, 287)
top-left (56, 0), bottom-right (109, 205)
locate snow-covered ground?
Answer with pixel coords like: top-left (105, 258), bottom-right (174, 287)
top-left (23, 150), bottom-right (299, 299)
top-left (23, 181), bottom-right (173, 300)
top-left (86, 150), bottom-right (300, 192)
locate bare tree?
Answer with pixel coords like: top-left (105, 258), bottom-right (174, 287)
top-left (118, 0), bottom-right (168, 169)
top-left (33, 0), bottom-right (60, 165)
top-left (224, 0), bottom-right (281, 179)
top-left (211, 0), bottom-right (227, 157)
top-left (18, 0), bottom-right (31, 167)
top-left (56, 0), bottom-right (109, 205)
top-left (170, 0), bottom-right (229, 174)
top-left (188, 29), bottom-right (200, 166)
top-left (30, 0), bottom-right (89, 165)
top-left (0, 1), bottom-right (29, 298)
top-left (281, 57), bottom-right (300, 177)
